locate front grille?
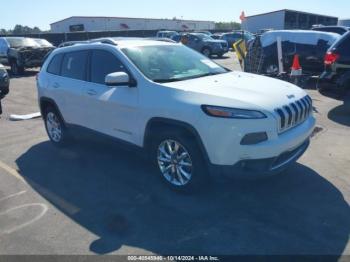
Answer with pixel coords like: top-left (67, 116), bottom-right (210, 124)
top-left (275, 96), bottom-right (312, 134)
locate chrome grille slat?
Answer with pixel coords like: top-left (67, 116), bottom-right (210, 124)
top-left (296, 101), bottom-right (304, 123)
top-left (300, 98), bottom-right (308, 119)
top-left (275, 96), bottom-right (312, 134)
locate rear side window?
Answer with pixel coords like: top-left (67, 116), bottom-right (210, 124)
top-left (90, 50), bottom-right (126, 85)
top-left (47, 53), bottom-right (63, 75)
top-left (336, 33), bottom-right (350, 55)
top-left (61, 51), bottom-right (88, 81)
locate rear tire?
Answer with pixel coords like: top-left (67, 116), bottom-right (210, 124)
top-left (10, 60), bottom-right (24, 76)
top-left (151, 132), bottom-right (209, 193)
top-left (44, 106), bottom-right (71, 147)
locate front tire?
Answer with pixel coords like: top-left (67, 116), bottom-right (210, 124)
top-left (10, 60), bottom-right (24, 76)
top-left (44, 106), bottom-right (70, 147)
top-left (202, 47), bottom-right (212, 58)
top-left (152, 132), bottom-right (209, 192)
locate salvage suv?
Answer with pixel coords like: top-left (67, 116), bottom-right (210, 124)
top-left (37, 38), bottom-right (315, 191)
top-left (0, 37), bottom-right (55, 75)
top-left (319, 31), bottom-right (350, 93)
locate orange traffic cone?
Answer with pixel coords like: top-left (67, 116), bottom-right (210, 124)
top-left (291, 54), bottom-right (302, 76)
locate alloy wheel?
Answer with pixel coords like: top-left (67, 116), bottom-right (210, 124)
top-left (46, 112), bottom-right (62, 142)
top-left (157, 139), bottom-right (193, 187)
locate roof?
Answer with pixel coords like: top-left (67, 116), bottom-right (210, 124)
top-left (260, 30), bottom-right (340, 47)
top-left (57, 37), bottom-right (179, 50)
top-left (245, 9), bottom-right (338, 19)
top-left (50, 16), bottom-right (215, 26)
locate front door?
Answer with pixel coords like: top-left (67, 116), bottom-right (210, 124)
top-left (82, 49), bottom-right (139, 144)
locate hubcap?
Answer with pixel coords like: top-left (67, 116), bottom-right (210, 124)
top-left (203, 49), bottom-right (210, 57)
top-left (46, 112), bottom-right (62, 142)
top-left (266, 64), bottom-right (279, 75)
top-left (157, 140), bottom-right (193, 186)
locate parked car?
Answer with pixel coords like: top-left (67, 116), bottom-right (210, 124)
top-left (0, 63), bottom-right (9, 99)
top-left (0, 37), bottom-right (55, 75)
top-left (312, 26), bottom-right (350, 35)
top-left (180, 33), bottom-right (228, 57)
top-left (220, 31), bottom-right (255, 48)
top-left (156, 31), bottom-right (179, 39)
top-left (37, 37), bottom-right (315, 191)
top-left (211, 33), bottom-right (223, 40)
top-left (319, 31), bottom-right (350, 92)
top-left (245, 30), bottom-right (340, 76)
top-left (194, 31), bottom-right (213, 36)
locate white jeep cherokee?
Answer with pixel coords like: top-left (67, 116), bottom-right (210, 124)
top-left (37, 38), bottom-right (316, 191)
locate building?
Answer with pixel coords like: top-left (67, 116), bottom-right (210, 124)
top-left (242, 9), bottom-right (338, 33)
top-left (338, 19), bottom-right (350, 27)
top-left (50, 16), bottom-right (215, 33)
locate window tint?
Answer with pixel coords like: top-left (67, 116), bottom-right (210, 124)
top-left (47, 53), bottom-right (63, 75)
top-left (90, 50), bottom-right (126, 84)
top-left (337, 34), bottom-right (350, 55)
top-left (61, 51), bottom-right (88, 80)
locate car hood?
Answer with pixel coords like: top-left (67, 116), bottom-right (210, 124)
top-left (162, 71), bottom-right (307, 111)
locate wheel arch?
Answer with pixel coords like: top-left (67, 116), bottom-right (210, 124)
top-left (39, 97), bottom-right (66, 125)
top-left (143, 117), bottom-right (210, 163)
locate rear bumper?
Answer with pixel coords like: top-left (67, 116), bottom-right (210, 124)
top-left (210, 138), bottom-right (310, 179)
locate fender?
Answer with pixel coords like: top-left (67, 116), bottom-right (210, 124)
top-left (337, 70), bottom-right (350, 87)
top-left (144, 117), bottom-right (210, 163)
top-left (39, 97), bottom-right (66, 125)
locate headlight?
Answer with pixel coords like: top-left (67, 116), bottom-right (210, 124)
top-left (201, 105), bottom-right (267, 119)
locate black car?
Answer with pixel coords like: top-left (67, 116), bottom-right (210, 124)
top-left (312, 26), bottom-right (350, 35)
top-left (245, 30), bottom-right (340, 76)
top-left (0, 64), bottom-right (9, 99)
top-left (0, 37), bottom-right (55, 75)
top-left (319, 31), bottom-right (350, 92)
top-left (220, 31), bottom-right (255, 48)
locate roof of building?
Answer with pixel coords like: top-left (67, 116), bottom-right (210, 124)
top-left (245, 9), bottom-right (338, 19)
top-left (50, 16), bottom-right (215, 25)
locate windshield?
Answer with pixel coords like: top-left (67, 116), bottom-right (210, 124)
top-left (34, 39), bottom-right (53, 47)
top-left (122, 45), bottom-right (228, 83)
top-left (195, 34), bottom-right (213, 41)
top-left (5, 38), bottom-right (39, 48)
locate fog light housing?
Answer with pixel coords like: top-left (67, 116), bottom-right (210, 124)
top-left (240, 132), bottom-right (268, 145)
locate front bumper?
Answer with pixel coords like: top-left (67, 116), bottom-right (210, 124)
top-left (209, 138), bottom-right (310, 178)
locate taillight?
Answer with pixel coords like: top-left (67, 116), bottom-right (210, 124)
top-left (324, 52), bottom-right (339, 65)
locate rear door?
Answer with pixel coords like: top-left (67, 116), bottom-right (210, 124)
top-left (48, 50), bottom-right (89, 126)
top-left (334, 34), bottom-right (350, 67)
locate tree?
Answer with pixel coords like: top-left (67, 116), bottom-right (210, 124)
top-left (215, 22), bottom-right (241, 30)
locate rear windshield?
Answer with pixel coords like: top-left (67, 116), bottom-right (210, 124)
top-left (5, 38), bottom-right (39, 48)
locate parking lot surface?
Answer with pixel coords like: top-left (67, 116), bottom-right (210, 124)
top-left (0, 51), bottom-right (349, 256)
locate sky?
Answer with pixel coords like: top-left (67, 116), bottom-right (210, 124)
top-left (2, 0), bottom-right (349, 30)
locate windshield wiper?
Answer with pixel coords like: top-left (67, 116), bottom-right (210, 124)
top-left (153, 78), bottom-right (184, 83)
top-left (153, 72), bottom-right (226, 83)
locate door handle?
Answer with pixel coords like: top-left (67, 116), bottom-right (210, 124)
top-left (87, 89), bottom-right (97, 96)
top-left (53, 82), bottom-right (60, 89)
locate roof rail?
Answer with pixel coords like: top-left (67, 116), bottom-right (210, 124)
top-left (89, 38), bottom-right (117, 45)
top-left (147, 37), bottom-right (176, 43)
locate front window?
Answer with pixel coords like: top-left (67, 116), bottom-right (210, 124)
top-left (122, 45), bottom-right (228, 83)
top-left (5, 38), bottom-right (39, 48)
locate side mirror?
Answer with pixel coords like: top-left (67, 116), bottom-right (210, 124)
top-left (105, 72), bottom-right (130, 86)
